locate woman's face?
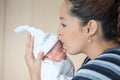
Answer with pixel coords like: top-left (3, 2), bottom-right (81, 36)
top-left (57, 2), bottom-right (88, 55)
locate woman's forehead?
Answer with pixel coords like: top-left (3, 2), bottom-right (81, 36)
top-left (60, 1), bottom-right (70, 18)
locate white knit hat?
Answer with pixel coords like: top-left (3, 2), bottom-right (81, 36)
top-left (14, 25), bottom-right (59, 59)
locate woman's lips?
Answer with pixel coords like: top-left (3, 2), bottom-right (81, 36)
top-left (61, 42), bottom-right (65, 48)
top-left (61, 43), bottom-right (66, 52)
top-left (61, 41), bottom-right (67, 51)
top-left (63, 47), bottom-right (66, 53)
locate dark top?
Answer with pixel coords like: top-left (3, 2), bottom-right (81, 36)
top-left (72, 46), bottom-right (120, 80)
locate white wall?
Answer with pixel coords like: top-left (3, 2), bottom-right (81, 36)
top-left (0, 0), bottom-right (86, 80)
top-left (0, 0), bottom-right (5, 80)
top-left (3, 0), bottom-right (33, 80)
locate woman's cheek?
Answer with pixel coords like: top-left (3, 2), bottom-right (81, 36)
top-left (68, 30), bottom-right (80, 41)
top-left (66, 31), bottom-right (81, 54)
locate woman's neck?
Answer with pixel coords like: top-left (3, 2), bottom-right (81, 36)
top-left (84, 41), bottom-right (119, 60)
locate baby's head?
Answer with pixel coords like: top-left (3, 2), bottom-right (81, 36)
top-left (44, 40), bottom-right (66, 62)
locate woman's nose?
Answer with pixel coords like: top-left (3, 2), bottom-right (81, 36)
top-left (58, 34), bottom-right (62, 39)
top-left (57, 27), bottom-right (62, 38)
top-left (57, 27), bottom-right (63, 40)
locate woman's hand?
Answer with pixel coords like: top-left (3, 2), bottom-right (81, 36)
top-left (25, 33), bottom-right (43, 80)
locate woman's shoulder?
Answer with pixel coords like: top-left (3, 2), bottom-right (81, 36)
top-left (72, 46), bottom-right (120, 80)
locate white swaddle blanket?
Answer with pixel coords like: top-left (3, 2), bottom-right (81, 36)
top-left (41, 57), bottom-right (74, 80)
top-left (14, 25), bottom-right (74, 80)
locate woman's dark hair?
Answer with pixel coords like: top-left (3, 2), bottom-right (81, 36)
top-left (67, 0), bottom-right (120, 44)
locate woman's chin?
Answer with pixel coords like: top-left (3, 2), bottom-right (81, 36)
top-left (67, 50), bottom-right (81, 55)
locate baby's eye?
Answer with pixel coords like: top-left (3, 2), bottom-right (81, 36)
top-left (57, 48), bottom-right (63, 52)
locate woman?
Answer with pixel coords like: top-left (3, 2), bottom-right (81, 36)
top-left (25, 0), bottom-right (120, 80)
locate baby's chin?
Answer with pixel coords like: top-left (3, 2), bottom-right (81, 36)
top-left (43, 56), bottom-right (66, 62)
top-left (53, 58), bottom-right (66, 62)
top-left (43, 54), bottom-right (66, 62)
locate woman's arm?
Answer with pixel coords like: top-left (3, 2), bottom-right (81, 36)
top-left (25, 33), bottom-right (43, 80)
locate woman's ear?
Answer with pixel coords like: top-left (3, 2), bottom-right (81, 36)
top-left (86, 20), bottom-right (98, 36)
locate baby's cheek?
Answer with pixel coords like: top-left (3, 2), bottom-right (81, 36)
top-left (52, 53), bottom-right (66, 61)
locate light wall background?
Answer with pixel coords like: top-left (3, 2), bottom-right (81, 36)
top-left (0, 0), bottom-right (86, 80)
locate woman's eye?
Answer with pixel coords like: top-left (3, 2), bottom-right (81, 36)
top-left (61, 24), bottom-right (66, 27)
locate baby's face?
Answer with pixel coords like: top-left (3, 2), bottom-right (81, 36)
top-left (45, 40), bottom-right (66, 62)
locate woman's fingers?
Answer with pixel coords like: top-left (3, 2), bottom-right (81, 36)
top-left (25, 33), bottom-right (31, 54)
top-left (25, 33), bottom-right (34, 60)
top-left (37, 52), bottom-right (44, 64)
top-left (29, 36), bottom-right (34, 59)
top-left (25, 33), bottom-right (42, 80)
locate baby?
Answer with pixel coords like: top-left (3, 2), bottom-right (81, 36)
top-left (15, 25), bottom-right (74, 80)
top-left (41, 40), bottom-right (74, 80)
top-left (43, 40), bottom-right (66, 61)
